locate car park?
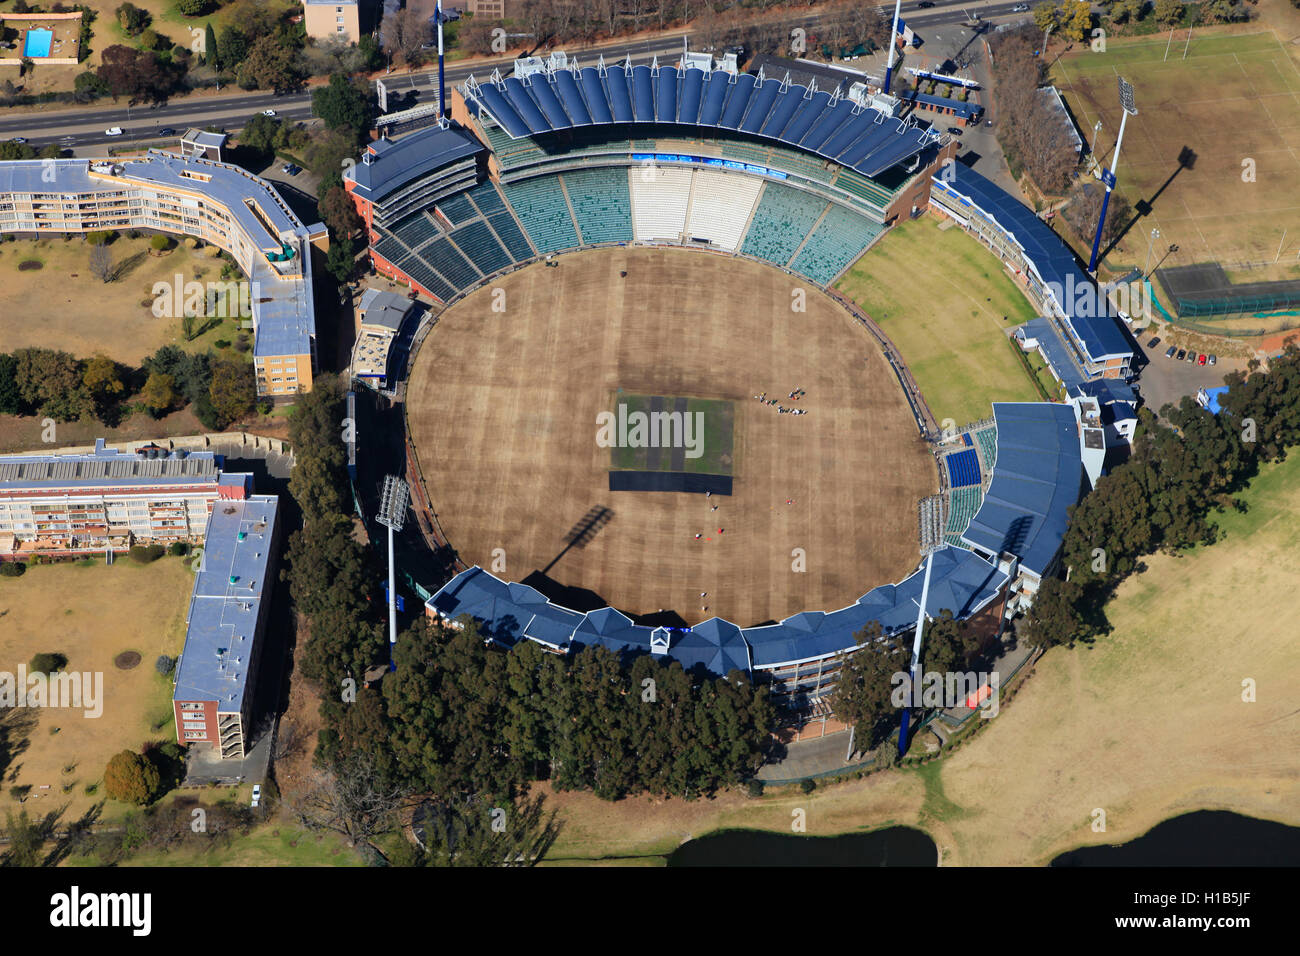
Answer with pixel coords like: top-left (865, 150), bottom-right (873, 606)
top-left (1147, 336), bottom-right (1160, 348)
top-left (1165, 346), bottom-right (1176, 358)
top-left (1176, 349), bottom-right (1186, 361)
top-left (104, 127), bottom-right (123, 136)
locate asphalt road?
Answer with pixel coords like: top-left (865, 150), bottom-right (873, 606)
top-left (1, 0), bottom-right (1032, 148)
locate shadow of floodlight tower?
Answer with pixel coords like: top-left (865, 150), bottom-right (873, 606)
top-left (377, 474), bottom-right (409, 670)
top-left (1088, 76), bottom-right (1138, 273)
top-left (895, 544), bottom-right (939, 760)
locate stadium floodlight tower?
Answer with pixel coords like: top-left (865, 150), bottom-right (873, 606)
top-left (897, 545), bottom-right (938, 759)
top-left (1087, 76), bottom-right (1138, 273)
top-left (883, 0), bottom-right (903, 94)
top-left (376, 474), bottom-right (409, 664)
top-left (436, 0), bottom-right (447, 121)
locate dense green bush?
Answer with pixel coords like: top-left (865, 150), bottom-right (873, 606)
top-left (29, 652), bottom-right (68, 673)
top-left (128, 544), bottom-right (165, 563)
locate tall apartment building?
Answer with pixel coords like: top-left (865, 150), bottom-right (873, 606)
top-left (0, 440), bottom-right (251, 559)
top-left (172, 494), bottom-right (281, 759)
top-left (0, 151), bottom-right (328, 398)
top-left (303, 0), bottom-right (360, 43)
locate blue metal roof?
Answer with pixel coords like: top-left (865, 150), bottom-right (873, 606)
top-left (345, 125), bottom-right (483, 204)
top-left (961, 402), bottom-right (1084, 577)
top-left (931, 163), bottom-right (1132, 364)
top-left (900, 89), bottom-right (983, 120)
top-left (1069, 378), bottom-right (1137, 406)
top-left (461, 62), bottom-right (936, 179)
top-left (425, 546), bottom-right (1008, 676)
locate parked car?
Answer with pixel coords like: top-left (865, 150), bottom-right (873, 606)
top-left (1186, 351), bottom-right (1197, 363)
top-left (251, 784), bottom-right (261, 808)
top-left (1176, 349), bottom-right (1186, 361)
top-left (1147, 336), bottom-right (1160, 348)
top-left (1209, 354), bottom-right (1217, 366)
top-left (286, 164), bottom-right (302, 175)
top-left (104, 127), bottom-right (123, 136)
top-left (280, 163), bottom-right (292, 173)
top-left (1197, 353), bottom-right (1207, 366)
top-left (946, 126), bottom-right (963, 136)
top-left (1165, 346), bottom-right (1176, 358)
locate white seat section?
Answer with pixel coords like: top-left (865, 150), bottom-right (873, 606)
top-left (686, 168), bottom-right (763, 251)
top-left (630, 165), bottom-right (692, 241)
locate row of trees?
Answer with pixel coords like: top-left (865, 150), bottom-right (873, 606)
top-left (1035, 0), bottom-right (1251, 36)
top-left (1026, 346), bottom-right (1300, 649)
top-left (987, 24), bottom-right (1081, 196)
top-left (0, 344), bottom-right (255, 430)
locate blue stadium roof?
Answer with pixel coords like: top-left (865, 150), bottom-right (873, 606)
top-left (426, 547), bottom-right (1007, 676)
top-left (1069, 378), bottom-right (1137, 406)
top-left (461, 60), bottom-right (938, 179)
top-left (931, 163), bottom-right (1132, 364)
top-left (345, 125), bottom-right (483, 204)
top-left (961, 402), bottom-right (1084, 577)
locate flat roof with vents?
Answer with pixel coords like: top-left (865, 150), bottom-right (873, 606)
top-left (172, 495), bottom-right (280, 708)
top-left (0, 440), bottom-right (225, 491)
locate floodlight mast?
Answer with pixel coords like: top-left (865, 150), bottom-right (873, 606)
top-left (897, 547), bottom-right (936, 759)
top-left (437, 0), bottom-right (446, 120)
top-left (884, 0), bottom-right (903, 93)
top-left (377, 475), bottom-right (409, 659)
top-left (1088, 77), bottom-right (1137, 273)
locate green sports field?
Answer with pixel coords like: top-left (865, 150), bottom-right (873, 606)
top-left (835, 218), bottom-right (1043, 425)
top-left (1052, 30), bottom-right (1300, 280)
top-left (607, 393), bottom-right (735, 475)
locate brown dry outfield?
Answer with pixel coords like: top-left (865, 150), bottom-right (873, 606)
top-left (406, 246), bottom-right (937, 626)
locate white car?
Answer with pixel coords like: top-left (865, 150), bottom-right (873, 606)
top-left (251, 784), bottom-right (261, 808)
top-left (104, 127), bottom-right (123, 136)
top-left (262, 109), bottom-right (277, 117)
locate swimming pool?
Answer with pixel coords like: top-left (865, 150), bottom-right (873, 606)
top-left (23, 28), bottom-right (53, 59)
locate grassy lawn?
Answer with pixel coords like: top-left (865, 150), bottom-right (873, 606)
top-left (541, 452), bottom-right (1300, 865)
top-left (0, 236), bottom-right (235, 365)
top-left (1051, 29), bottom-right (1300, 279)
top-left (835, 217), bottom-right (1042, 426)
top-left (0, 558), bottom-right (193, 822)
